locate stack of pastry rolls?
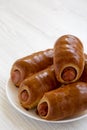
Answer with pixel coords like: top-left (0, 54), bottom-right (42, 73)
top-left (10, 34), bottom-right (87, 121)
top-left (11, 49), bottom-right (61, 110)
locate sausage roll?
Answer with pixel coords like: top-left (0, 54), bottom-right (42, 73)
top-left (18, 65), bottom-right (61, 109)
top-left (11, 49), bottom-right (53, 87)
top-left (54, 35), bottom-right (85, 84)
top-left (37, 82), bottom-right (87, 120)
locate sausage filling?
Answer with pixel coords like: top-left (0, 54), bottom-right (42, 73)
top-left (20, 90), bottom-right (29, 101)
top-left (11, 70), bottom-right (21, 85)
top-left (61, 67), bottom-right (77, 82)
top-left (38, 102), bottom-right (48, 117)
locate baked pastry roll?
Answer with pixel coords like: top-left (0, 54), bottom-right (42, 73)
top-left (54, 35), bottom-right (85, 84)
top-left (37, 82), bottom-right (87, 120)
top-left (11, 49), bottom-right (53, 87)
top-left (18, 65), bottom-right (61, 109)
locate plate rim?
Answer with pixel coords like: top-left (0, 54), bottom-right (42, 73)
top-left (6, 78), bottom-right (87, 123)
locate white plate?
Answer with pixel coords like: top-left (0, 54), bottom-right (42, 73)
top-left (6, 79), bottom-right (87, 123)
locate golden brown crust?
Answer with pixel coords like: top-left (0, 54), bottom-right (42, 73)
top-left (54, 35), bottom-right (85, 84)
top-left (11, 49), bottom-right (53, 87)
top-left (79, 54), bottom-right (87, 82)
top-left (18, 65), bottom-right (61, 109)
top-left (37, 82), bottom-right (87, 120)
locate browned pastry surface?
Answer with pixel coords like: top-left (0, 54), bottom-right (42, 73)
top-left (18, 65), bottom-right (61, 109)
top-left (37, 82), bottom-right (87, 120)
top-left (79, 54), bottom-right (87, 82)
top-left (11, 49), bottom-right (53, 87)
top-left (54, 35), bottom-right (85, 84)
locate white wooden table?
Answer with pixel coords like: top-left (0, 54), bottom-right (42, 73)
top-left (0, 0), bottom-right (87, 129)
